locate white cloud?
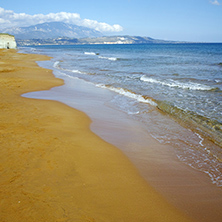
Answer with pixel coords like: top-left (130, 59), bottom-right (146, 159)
top-left (81, 19), bottom-right (123, 32)
top-left (210, 0), bottom-right (220, 5)
top-left (0, 7), bottom-right (123, 33)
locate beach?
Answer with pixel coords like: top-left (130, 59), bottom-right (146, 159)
top-left (23, 45), bottom-right (222, 222)
top-left (0, 49), bottom-right (193, 221)
top-left (1, 49), bottom-right (222, 222)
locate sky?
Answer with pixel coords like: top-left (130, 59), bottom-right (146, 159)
top-left (0, 0), bottom-right (222, 42)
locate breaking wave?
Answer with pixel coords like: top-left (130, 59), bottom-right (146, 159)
top-left (140, 75), bottom-right (217, 91)
top-left (98, 56), bottom-right (118, 61)
top-left (53, 61), bottom-right (86, 74)
top-left (53, 60), bottom-right (61, 68)
top-left (84, 52), bottom-right (119, 61)
top-left (96, 84), bottom-right (157, 106)
top-left (84, 52), bottom-right (99, 55)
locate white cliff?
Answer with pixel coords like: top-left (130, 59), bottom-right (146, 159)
top-left (0, 34), bottom-right (17, 49)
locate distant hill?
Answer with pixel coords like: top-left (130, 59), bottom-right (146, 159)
top-left (78, 36), bottom-right (176, 44)
top-left (1, 21), bottom-right (181, 45)
top-left (17, 35), bottom-right (178, 46)
top-left (0, 22), bottom-right (103, 39)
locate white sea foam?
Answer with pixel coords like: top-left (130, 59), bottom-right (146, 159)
top-left (195, 132), bottom-right (204, 147)
top-left (98, 56), bottom-right (117, 61)
top-left (60, 72), bottom-right (79, 80)
top-left (96, 84), bottom-right (157, 106)
top-left (84, 52), bottom-right (117, 60)
top-left (62, 68), bottom-right (87, 75)
top-left (53, 61), bottom-right (60, 68)
top-left (53, 61), bottom-right (86, 75)
top-left (71, 69), bottom-right (85, 74)
top-left (84, 52), bottom-right (97, 55)
top-left (140, 75), bottom-right (214, 91)
top-left (128, 111), bottom-right (140, 115)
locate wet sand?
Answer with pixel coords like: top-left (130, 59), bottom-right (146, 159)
top-left (0, 49), bottom-right (191, 221)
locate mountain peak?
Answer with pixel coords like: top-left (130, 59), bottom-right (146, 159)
top-left (0, 22), bottom-right (103, 39)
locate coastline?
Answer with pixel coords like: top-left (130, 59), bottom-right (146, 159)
top-left (25, 60), bottom-right (222, 222)
top-left (0, 49), bottom-right (191, 221)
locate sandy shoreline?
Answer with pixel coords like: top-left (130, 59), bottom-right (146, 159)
top-left (25, 58), bottom-right (222, 222)
top-left (0, 50), bottom-right (192, 221)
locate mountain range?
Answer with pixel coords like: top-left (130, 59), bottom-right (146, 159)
top-left (0, 22), bottom-right (103, 39)
top-left (1, 21), bottom-right (179, 45)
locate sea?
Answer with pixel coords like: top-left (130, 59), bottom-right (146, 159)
top-left (20, 43), bottom-right (222, 186)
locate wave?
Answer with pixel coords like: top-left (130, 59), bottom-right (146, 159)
top-left (84, 52), bottom-right (99, 55)
top-left (84, 52), bottom-right (118, 61)
top-left (53, 60), bottom-right (61, 68)
top-left (53, 61), bottom-right (87, 75)
top-left (98, 56), bottom-right (118, 61)
top-left (70, 69), bottom-right (86, 74)
top-left (215, 79), bottom-right (222, 83)
top-left (59, 72), bottom-right (79, 80)
top-left (140, 75), bottom-right (217, 91)
top-left (96, 84), bottom-right (157, 106)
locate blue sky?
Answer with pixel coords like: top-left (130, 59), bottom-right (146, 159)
top-left (1, 0), bottom-right (222, 42)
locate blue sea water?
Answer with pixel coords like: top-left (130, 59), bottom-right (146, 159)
top-left (20, 43), bottom-right (222, 186)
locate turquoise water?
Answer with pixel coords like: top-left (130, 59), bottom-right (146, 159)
top-left (20, 43), bottom-right (222, 186)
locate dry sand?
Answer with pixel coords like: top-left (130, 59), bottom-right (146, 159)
top-left (0, 49), bottom-right (191, 221)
